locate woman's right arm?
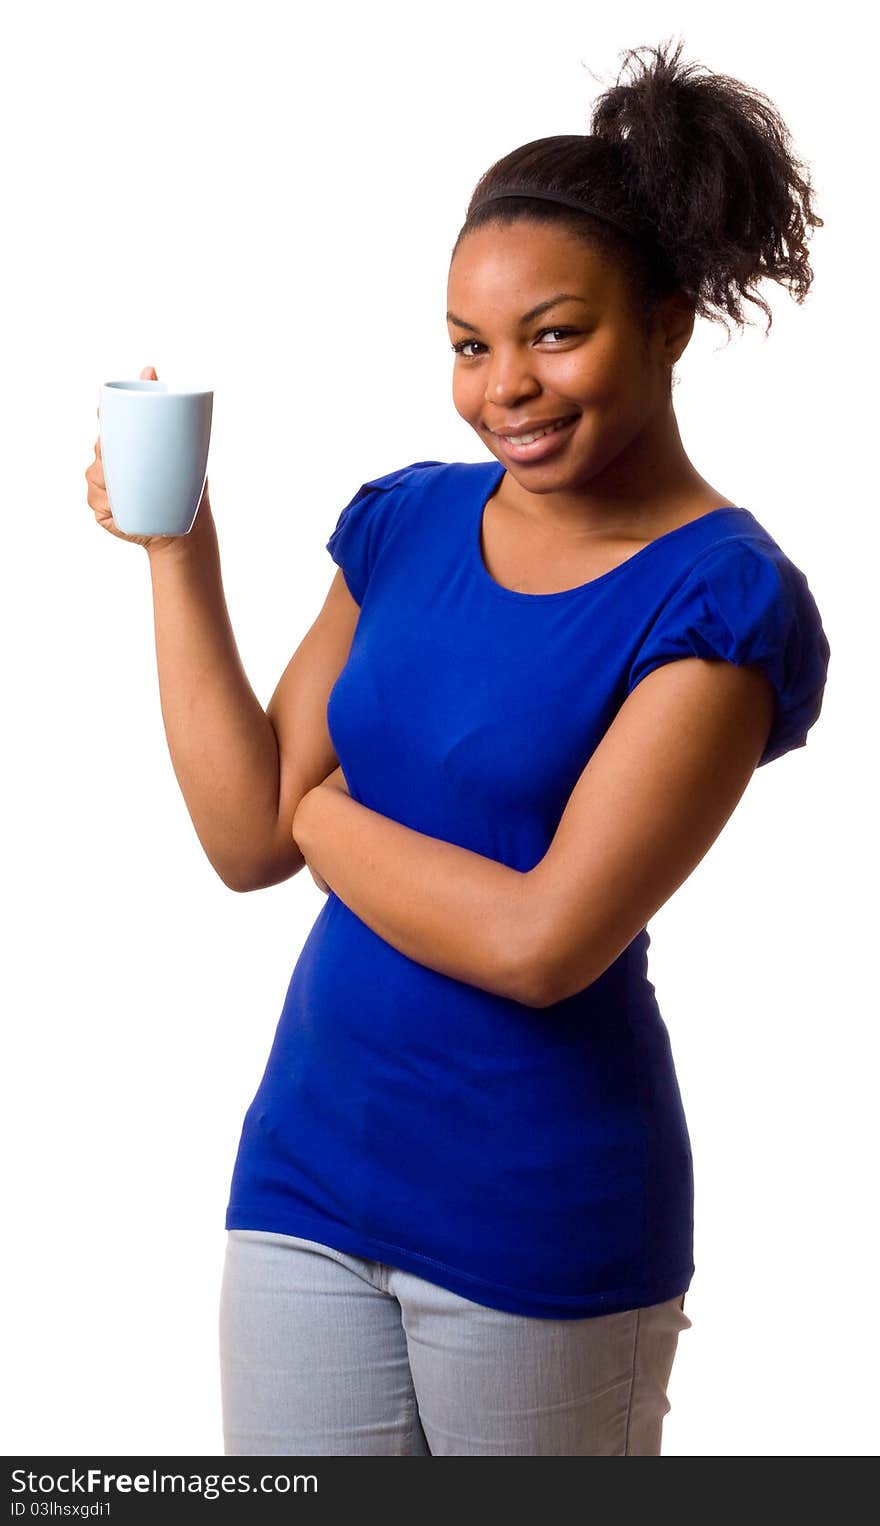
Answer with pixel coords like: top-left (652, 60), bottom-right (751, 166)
top-left (86, 368), bottom-right (358, 894)
top-left (145, 519), bottom-right (359, 893)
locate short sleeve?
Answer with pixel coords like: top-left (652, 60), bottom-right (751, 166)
top-left (626, 538), bottom-right (831, 768)
top-left (325, 460), bottom-right (444, 606)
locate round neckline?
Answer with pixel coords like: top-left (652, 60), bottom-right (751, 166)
top-left (473, 461), bottom-right (754, 602)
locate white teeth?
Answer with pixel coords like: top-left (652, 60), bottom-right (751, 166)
top-left (504, 417), bottom-right (572, 445)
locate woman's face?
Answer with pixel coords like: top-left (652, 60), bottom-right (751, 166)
top-left (446, 220), bottom-right (693, 502)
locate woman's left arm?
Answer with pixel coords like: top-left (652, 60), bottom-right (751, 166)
top-left (292, 769), bottom-right (537, 1003)
top-left (293, 656), bottom-right (775, 1010)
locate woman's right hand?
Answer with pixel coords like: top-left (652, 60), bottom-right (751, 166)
top-left (84, 364), bottom-right (211, 553)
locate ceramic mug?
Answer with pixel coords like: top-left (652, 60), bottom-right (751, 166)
top-left (98, 379), bottom-right (213, 536)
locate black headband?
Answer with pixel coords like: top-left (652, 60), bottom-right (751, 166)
top-left (469, 185), bottom-right (645, 242)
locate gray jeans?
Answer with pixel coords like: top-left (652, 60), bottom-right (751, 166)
top-left (219, 1228), bottom-right (692, 1456)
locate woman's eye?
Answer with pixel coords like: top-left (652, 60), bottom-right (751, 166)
top-left (450, 326), bottom-right (577, 358)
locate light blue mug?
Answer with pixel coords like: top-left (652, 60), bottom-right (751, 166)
top-left (98, 379), bottom-right (213, 536)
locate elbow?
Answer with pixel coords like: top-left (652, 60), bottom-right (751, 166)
top-left (220, 867), bottom-right (257, 893)
top-left (517, 940), bottom-right (605, 1009)
top-left (521, 961), bottom-right (565, 1009)
top-left (522, 964), bottom-right (587, 1010)
top-left (511, 883), bottom-right (615, 1008)
top-left (507, 936), bottom-right (566, 1011)
top-left (500, 892), bottom-right (563, 1009)
top-left (221, 846), bottom-right (307, 894)
top-left (516, 971), bottom-right (556, 1009)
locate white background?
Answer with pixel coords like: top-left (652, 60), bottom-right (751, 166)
top-left (2, 0), bottom-right (874, 1457)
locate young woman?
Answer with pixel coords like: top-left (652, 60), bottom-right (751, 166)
top-left (85, 39), bottom-right (830, 1456)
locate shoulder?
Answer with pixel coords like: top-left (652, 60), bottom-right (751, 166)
top-left (328, 457), bottom-right (487, 543)
top-left (350, 459), bottom-right (451, 495)
top-left (325, 460), bottom-right (453, 606)
top-left (328, 459), bottom-right (452, 537)
top-left (630, 524), bottom-right (832, 769)
top-left (689, 526), bottom-right (828, 662)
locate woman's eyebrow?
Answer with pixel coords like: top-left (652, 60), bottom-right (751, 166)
top-left (446, 294), bottom-right (590, 333)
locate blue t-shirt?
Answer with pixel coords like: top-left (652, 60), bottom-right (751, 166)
top-left (225, 459), bottom-right (831, 1319)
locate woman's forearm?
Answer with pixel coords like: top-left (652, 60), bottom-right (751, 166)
top-left (146, 506), bottom-right (297, 892)
top-left (292, 786), bottom-right (542, 1004)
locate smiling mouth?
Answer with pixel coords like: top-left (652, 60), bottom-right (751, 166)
top-left (488, 415), bottom-right (580, 464)
top-left (500, 418), bottom-right (574, 445)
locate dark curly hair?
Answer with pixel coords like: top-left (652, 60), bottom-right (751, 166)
top-left (452, 37), bottom-right (823, 344)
